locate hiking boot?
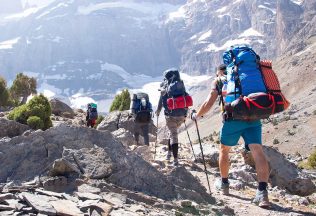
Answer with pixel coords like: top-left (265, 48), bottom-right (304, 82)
top-left (166, 151), bottom-right (172, 161)
top-left (214, 179), bottom-right (229, 195)
top-left (173, 158), bottom-right (179, 166)
top-left (252, 189), bottom-right (270, 208)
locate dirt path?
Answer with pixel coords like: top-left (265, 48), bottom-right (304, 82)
top-left (190, 165), bottom-right (316, 216)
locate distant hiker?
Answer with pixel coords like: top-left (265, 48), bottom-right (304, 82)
top-left (155, 68), bottom-right (193, 166)
top-left (86, 103), bottom-right (98, 128)
top-left (190, 45), bottom-right (291, 207)
top-left (131, 92), bottom-right (153, 146)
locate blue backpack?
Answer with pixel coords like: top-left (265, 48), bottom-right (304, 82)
top-left (131, 93), bottom-right (152, 123)
top-left (223, 45), bottom-right (266, 103)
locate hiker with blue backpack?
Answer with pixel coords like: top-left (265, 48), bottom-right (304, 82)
top-left (131, 93), bottom-right (153, 146)
top-left (155, 68), bottom-right (193, 166)
top-left (191, 45), bottom-right (289, 207)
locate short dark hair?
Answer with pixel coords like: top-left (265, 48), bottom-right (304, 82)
top-left (218, 64), bottom-right (226, 71)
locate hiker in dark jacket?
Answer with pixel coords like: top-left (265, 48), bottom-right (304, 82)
top-left (131, 93), bottom-right (153, 146)
top-left (155, 68), bottom-right (189, 166)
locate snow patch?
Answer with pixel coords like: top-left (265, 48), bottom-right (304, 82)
top-left (198, 30), bottom-right (212, 42)
top-left (101, 62), bottom-right (131, 80)
top-left (239, 28), bottom-right (264, 37)
top-left (77, 1), bottom-right (180, 18)
top-left (38, 81), bottom-right (62, 99)
top-left (168, 5), bottom-right (186, 21)
top-left (258, 5), bottom-right (276, 14)
top-left (204, 38), bottom-right (251, 52)
top-left (21, 0), bottom-right (56, 8)
top-left (4, 7), bottom-right (40, 20)
top-left (216, 6), bottom-right (227, 13)
top-left (290, 0), bottom-right (303, 5)
top-left (23, 71), bottom-right (40, 78)
top-left (0, 37), bottom-right (20, 49)
top-left (69, 93), bottom-right (97, 111)
top-left (36, 2), bottom-right (69, 19)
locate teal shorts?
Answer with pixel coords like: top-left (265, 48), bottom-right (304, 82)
top-left (220, 120), bottom-right (262, 147)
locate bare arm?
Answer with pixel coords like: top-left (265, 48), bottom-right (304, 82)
top-left (196, 80), bottom-right (219, 118)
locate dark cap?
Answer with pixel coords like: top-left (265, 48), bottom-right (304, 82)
top-left (218, 64), bottom-right (226, 71)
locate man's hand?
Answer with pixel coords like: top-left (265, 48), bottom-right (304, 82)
top-left (190, 109), bottom-right (197, 121)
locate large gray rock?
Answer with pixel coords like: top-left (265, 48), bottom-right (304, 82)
top-left (98, 111), bottom-right (157, 136)
top-left (61, 147), bottom-right (113, 179)
top-left (111, 128), bottom-right (137, 147)
top-left (0, 118), bottom-right (30, 138)
top-left (264, 146), bottom-right (316, 196)
top-left (49, 98), bottom-right (75, 119)
top-left (0, 125), bottom-right (213, 202)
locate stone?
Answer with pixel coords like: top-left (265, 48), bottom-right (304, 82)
top-left (263, 146), bottom-right (316, 196)
top-left (42, 176), bottom-right (75, 193)
top-left (0, 125), bottom-right (213, 202)
top-left (230, 166), bottom-right (257, 183)
top-left (49, 158), bottom-right (81, 177)
top-left (50, 199), bottom-right (84, 216)
top-left (21, 192), bottom-right (57, 215)
top-left (133, 146), bottom-right (153, 162)
top-left (111, 128), bottom-right (137, 147)
top-left (0, 204), bottom-right (15, 211)
top-left (193, 144), bottom-right (219, 167)
top-left (61, 147), bottom-right (113, 179)
top-left (75, 192), bottom-right (102, 200)
top-left (101, 192), bottom-right (127, 208)
top-left (0, 118), bottom-right (30, 138)
top-left (0, 193), bottom-right (15, 202)
top-left (50, 98), bottom-right (75, 119)
top-left (79, 200), bottom-right (112, 216)
top-left (78, 184), bottom-right (101, 194)
top-left (109, 209), bottom-right (139, 216)
top-left (97, 110), bottom-right (156, 136)
top-left (35, 189), bottom-right (64, 198)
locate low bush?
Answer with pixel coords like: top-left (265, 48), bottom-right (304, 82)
top-left (95, 115), bottom-right (104, 128)
top-left (27, 116), bottom-right (44, 130)
top-left (8, 94), bottom-right (52, 130)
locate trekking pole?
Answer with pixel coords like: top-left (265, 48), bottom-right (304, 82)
top-left (183, 121), bottom-right (196, 161)
top-left (154, 114), bottom-right (158, 160)
top-left (194, 119), bottom-right (212, 194)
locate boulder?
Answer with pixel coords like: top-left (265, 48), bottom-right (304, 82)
top-left (60, 147), bottom-right (113, 179)
top-left (111, 128), bottom-right (137, 146)
top-left (0, 125), bottom-right (213, 203)
top-left (263, 146), bottom-right (316, 196)
top-left (49, 98), bottom-right (75, 119)
top-left (97, 111), bottom-right (156, 136)
top-left (0, 118), bottom-right (30, 138)
top-left (193, 144), bottom-right (219, 167)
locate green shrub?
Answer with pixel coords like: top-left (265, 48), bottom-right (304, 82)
top-left (95, 115), bottom-right (104, 128)
top-left (8, 94), bottom-right (52, 130)
top-left (27, 116), bottom-right (44, 130)
top-left (0, 76), bottom-right (9, 106)
top-left (299, 150), bottom-right (316, 169)
top-left (109, 89), bottom-right (131, 112)
top-left (307, 150), bottom-right (316, 168)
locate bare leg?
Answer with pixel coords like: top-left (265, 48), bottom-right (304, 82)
top-left (248, 144), bottom-right (269, 182)
top-left (219, 144), bottom-right (231, 178)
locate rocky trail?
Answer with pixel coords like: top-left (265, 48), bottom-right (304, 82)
top-left (0, 105), bottom-right (315, 215)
